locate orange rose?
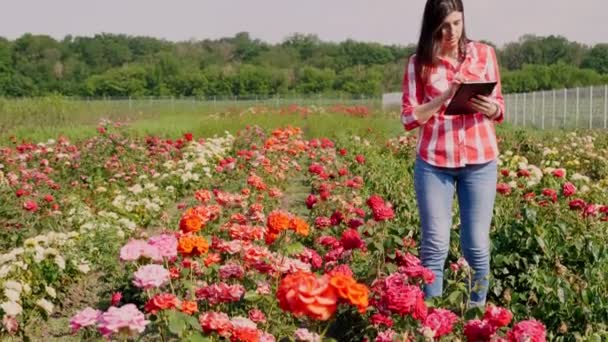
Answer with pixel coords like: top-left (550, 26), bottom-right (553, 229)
top-left (267, 210), bottom-right (291, 233)
top-left (290, 216), bottom-right (310, 236)
top-left (178, 235), bottom-right (209, 256)
top-left (329, 274), bottom-right (369, 314)
top-left (265, 231), bottom-right (279, 245)
top-left (346, 283), bottom-right (369, 314)
top-left (180, 300), bottom-right (198, 315)
top-left (179, 209), bottom-right (203, 233)
top-left (329, 274), bottom-right (357, 299)
top-left (277, 272), bottom-right (338, 321)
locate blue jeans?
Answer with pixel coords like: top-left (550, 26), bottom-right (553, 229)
top-left (413, 156), bottom-right (497, 307)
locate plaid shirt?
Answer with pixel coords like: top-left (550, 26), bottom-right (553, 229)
top-left (401, 41), bottom-right (504, 168)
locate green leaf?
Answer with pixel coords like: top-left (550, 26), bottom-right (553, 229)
top-left (185, 314), bottom-right (202, 331)
top-left (285, 242), bottom-right (304, 255)
top-left (557, 287), bottom-right (565, 303)
top-left (168, 311), bottom-right (187, 336)
top-left (186, 331), bottom-right (212, 342)
top-left (534, 236), bottom-right (546, 253)
top-left (446, 290), bottom-right (463, 306)
top-left (244, 290), bottom-right (261, 302)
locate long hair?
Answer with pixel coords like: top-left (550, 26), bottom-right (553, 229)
top-left (415, 0), bottom-right (468, 84)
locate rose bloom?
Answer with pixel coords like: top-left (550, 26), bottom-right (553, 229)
top-left (496, 183), bottom-right (511, 195)
top-left (276, 271), bottom-right (338, 321)
top-left (562, 182), bottom-right (577, 197)
top-left (422, 308), bottom-right (458, 338)
top-left (178, 235), bottom-right (209, 256)
top-left (463, 319), bottom-right (495, 341)
top-left (69, 307), bottom-right (101, 333)
top-left (144, 293), bottom-right (180, 314)
top-left (179, 209), bottom-right (204, 233)
top-left (195, 189), bottom-right (212, 203)
top-left (507, 319), bottom-right (546, 342)
top-left (120, 240), bottom-right (162, 262)
top-left (199, 311), bottom-right (233, 337)
top-left (180, 300), bottom-right (198, 315)
top-left (290, 216), bottom-right (310, 236)
top-left (314, 216), bottom-right (332, 229)
top-left (373, 206), bottom-right (395, 221)
top-left (341, 229), bottom-right (365, 250)
top-left (248, 309), bottom-right (267, 323)
top-left (23, 200), bottom-right (38, 212)
top-left (97, 304), bottom-right (149, 338)
top-left (148, 234), bottom-right (178, 259)
top-left (133, 264), bottom-right (170, 289)
top-left (484, 304), bottom-right (513, 329)
top-left (267, 210), bottom-right (291, 233)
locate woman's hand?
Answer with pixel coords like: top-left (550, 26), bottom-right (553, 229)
top-left (469, 94), bottom-right (499, 118)
top-left (444, 74), bottom-right (465, 100)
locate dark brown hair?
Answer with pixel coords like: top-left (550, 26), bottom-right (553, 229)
top-left (415, 0), bottom-right (469, 84)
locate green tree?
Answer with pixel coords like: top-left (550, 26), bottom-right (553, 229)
top-left (581, 44), bottom-right (608, 74)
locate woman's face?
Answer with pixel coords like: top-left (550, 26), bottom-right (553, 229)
top-left (439, 11), bottom-right (463, 51)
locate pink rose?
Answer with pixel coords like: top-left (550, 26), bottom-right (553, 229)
top-left (148, 234), bottom-right (178, 259)
top-left (69, 307), bottom-right (102, 333)
top-left (133, 264), bottom-right (170, 289)
top-left (97, 304), bottom-right (149, 337)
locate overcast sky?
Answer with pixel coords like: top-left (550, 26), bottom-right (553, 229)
top-left (1, 0), bottom-right (606, 47)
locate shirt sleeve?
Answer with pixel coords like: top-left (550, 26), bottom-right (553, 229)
top-left (401, 55), bottom-right (425, 131)
top-left (486, 46), bottom-right (505, 123)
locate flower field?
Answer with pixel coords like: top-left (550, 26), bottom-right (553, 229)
top-left (1, 106), bottom-right (608, 341)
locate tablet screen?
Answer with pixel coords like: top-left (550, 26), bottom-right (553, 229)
top-left (445, 81), bottom-right (497, 115)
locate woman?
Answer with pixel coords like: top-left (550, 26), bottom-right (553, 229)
top-left (401, 0), bottom-right (505, 308)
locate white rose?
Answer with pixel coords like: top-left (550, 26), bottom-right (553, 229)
top-left (1, 301), bottom-right (22, 316)
top-left (36, 298), bottom-right (54, 315)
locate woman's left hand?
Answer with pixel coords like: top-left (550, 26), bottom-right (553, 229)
top-left (469, 95), bottom-right (499, 118)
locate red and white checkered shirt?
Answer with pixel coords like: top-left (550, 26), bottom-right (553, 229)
top-left (401, 41), bottom-right (504, 168)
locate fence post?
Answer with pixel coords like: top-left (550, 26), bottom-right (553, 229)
top-left (540, 90), bottom-right (545, 129)
top-left (523, 93), bottom-right (527, 127)
top-left (514, 93), bottom-right (518, 126)
top-left (563, 89), bottom-right (567, 128)
top-left (604, 84), bottom-right (608, 129)
top-left (552, 89), bottom-right (556, 128)
top-left (532, 91), bottom-right (536, 127)
top-left (589, 86), bottom-right (594, 129)
top-left (576, 87), bottom-right (580, 128)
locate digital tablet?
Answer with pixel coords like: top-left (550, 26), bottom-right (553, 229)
top-left (444, 81), bottom-right (497, 115)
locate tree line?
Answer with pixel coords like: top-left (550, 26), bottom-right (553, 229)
top-left (0, 32), bottom-right (606, 97)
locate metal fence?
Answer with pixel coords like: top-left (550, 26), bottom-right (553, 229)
top-left (504, 85), bottom-right (608, 129)
top-left (383, 84), bottom-right (608, 129)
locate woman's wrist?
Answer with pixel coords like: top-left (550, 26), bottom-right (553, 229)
top-left (487, 102), bottom-right (500, 119)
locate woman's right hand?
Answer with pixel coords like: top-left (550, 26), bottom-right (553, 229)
top-left (445, 74), bottom-right (465, 100)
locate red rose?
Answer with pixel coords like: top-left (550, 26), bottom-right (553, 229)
top-left (373, 206), bottom-right (395, 221)
top-left (562, 182), bottom-right (576, 197)
top-left (23, 200), bottom-right (38, 212)
top-left (144, 293), bottom-right (180, 314)
top-left (568, 198), bottom-right (586, 210)
top-left (340, 229), bottom-right (365, 250)
top-left (496, 183), bottom-right (511, 195)
top-left (306, 194), bottom-right (318, 209)
top-left (484, 304), bottom-right (513, 329)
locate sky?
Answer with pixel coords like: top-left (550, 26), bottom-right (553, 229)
top-left (0, 0), bottom-right (606, 48)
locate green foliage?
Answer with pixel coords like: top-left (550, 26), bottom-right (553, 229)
top-left (0, 32), bottom-right (606, 97)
